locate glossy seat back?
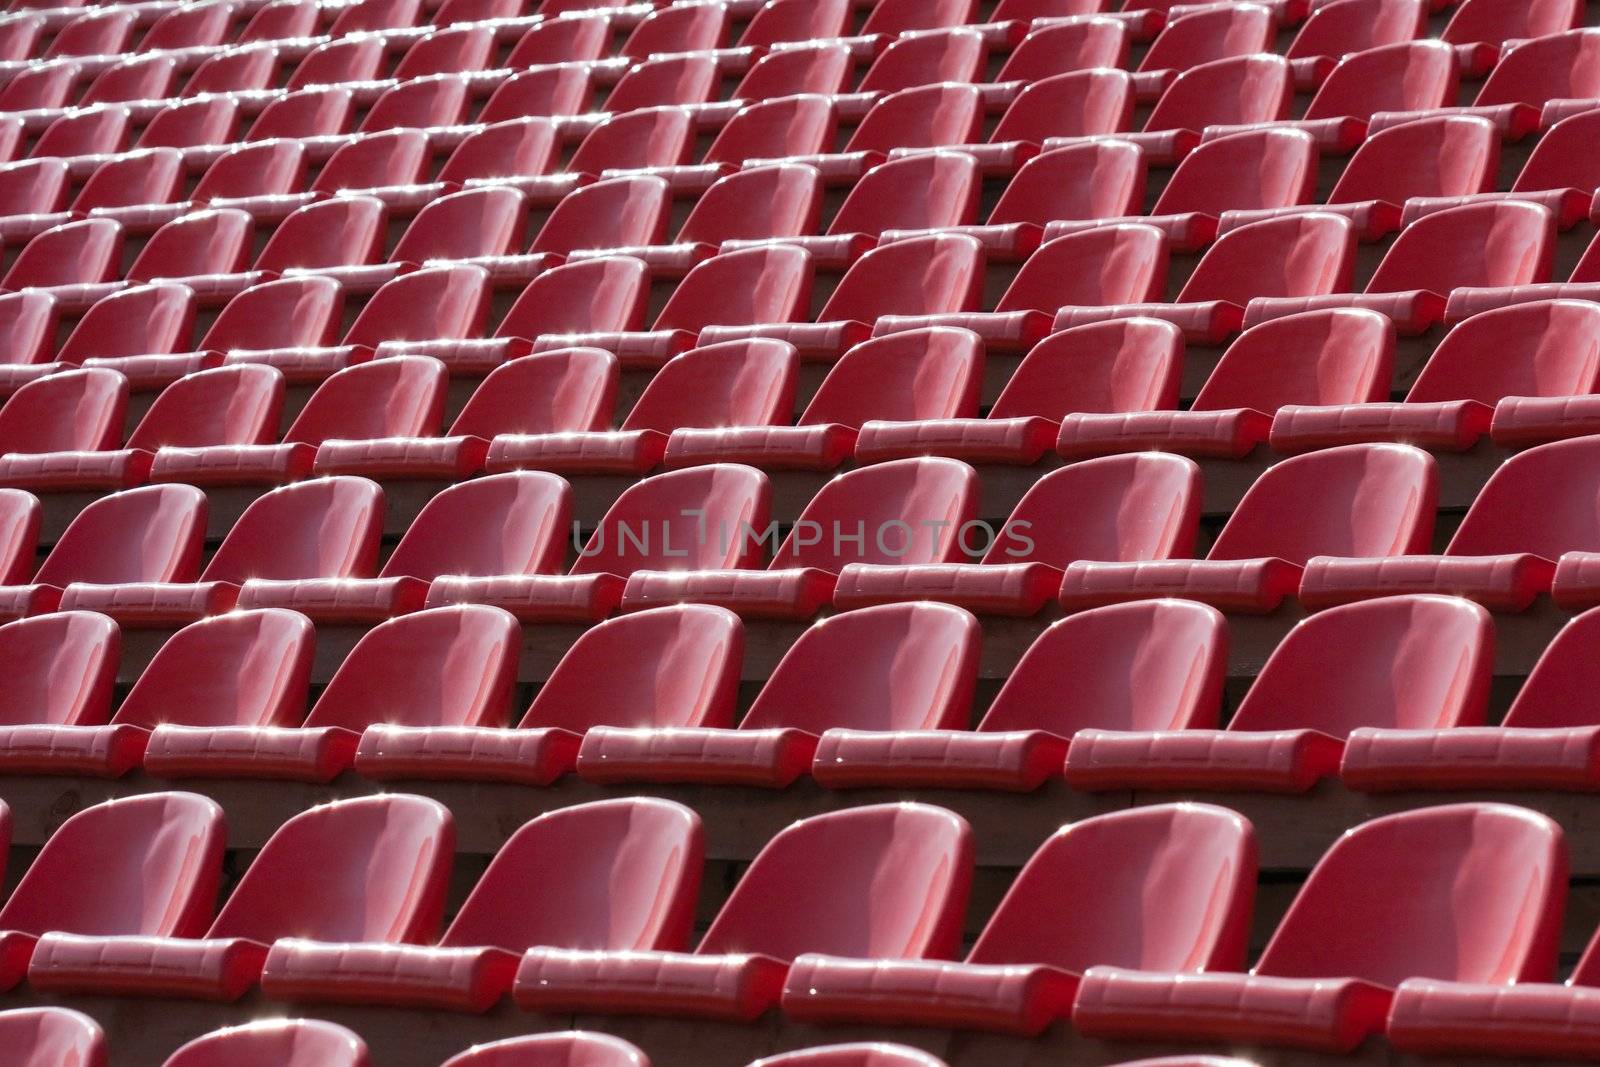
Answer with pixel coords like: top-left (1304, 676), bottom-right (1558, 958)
top-left (451, 348), bottom-right (617, 437)
top-left (802, 329), bottom-right (982, 427)
top-left (655, 246), bottom-right (813, 333)
top-left (1408, 300), bottom-right (1600, 403)
top-left (622, 340), bottom-right (797, 433)
top-left (998, 225), bottom-right (1168, 312)
top-left (820, 234), bottom-right (983, 322)
top-left (1178, 213), bottom-right (1355, 304)
top-left (1194, 309), bottom-right (1394, 411)
top-left (127, 365), bottom-right (285, 450)
top-left (1367, 201), bottom-right (1553, 293)
top-left (382, 473), bottom-right (571, 581)
top-left (0, 612), bottom-right (118, 727)
top-left (774, 458), bottom-right (979, 570)
top-left (1447, 436), bottom-right (1600, 557)
top-left (37, 484), bottom-right (207, 586)
top-left (162, 1020), bottom-right (368, 1067)
top-left (0, 367), bottom-right (126, 453)
top-left (496, 258), bottom-right (650, 339)
top-left (202, 477), bottom-right (383, 583)
top-left (283, 356), bottom-right (447, 446)
top-left (990, 318), bottom-right (1183, 420)
top-left (0, 1008), bottom-right (105, 1067)
top-left (571, 465), bottom-right (770, 575)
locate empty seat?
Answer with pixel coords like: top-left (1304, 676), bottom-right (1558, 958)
top-left (28, 794), bottom-right (453, 1002)
top-left (1287, 0), bottom-right (1425, 61)
top-left (358, 604), bottom-right (741, 784)
top-left (441, 1033), bottom-right (647, 1067)
top-left (613, 164), bottom-right (822, 275)
top-left (32, 108), bottom-right (130, 163)
top-left (731, 44), bottom-right (854, 101)
top-left (605, 53), bottom-right (720, 111)
top-left (997, 20), bottom-right (1130, 82)
top-left (46, 9), bottom-right (134, 56)
top-left (505, 16), bottom-right (612, 67)
top-left (1144, 55), bottom-right (1295, 147)
top-left (832, 453), bottom-right (1201, 619)
top-left (1, 217), bottom-right (122, 300)
top-left (140, 1), bottom-right (233, 50)
top-left (1061, 443), bottom-right (1437, 614)
top-left (13, 283), bottom-right (199, 392)
top-left (0, 1008), bottom-right (105, 1067)
top-left (858, 29), bottom-right (987, 93)
top-left (1073, 804), bottom-right (1567, 1053)
top-left (738, 0), bottom-right (850, 48)
top-left (394, 25), bottom-right (496, 80)
top-left (0, 483), bottom-right (206, 620)
top-left (0, 612), bottom-right (123, 774)
top-left (579, 602), bottom-right (979, 787)
top-left (861, 0), bottom-right (974, 35)
top-left (478, 66), bottom-right (595, 125)
top-left (621, 2), bottom-right (726, 57)
top-left (253, 798), bottom-right (704, 1011)
top-left (856, 317), bottom-right (1183, 466)
top-left (0, 791), bottom-right (224, 990)
top-left (1139, 4), bottom-right (1276, 83)
top-left (162, 1021), bottom-right (369, 1067)
top-left (750, 1046), bottom-right (947, 1067)
top-left (567, 107), bottom-right (696, 178)
top-left (786, 804), bottom-right (1256, 1034)
top-left (59, 476), bottom-right (383, 625)
top-left (0, 367), bottom-right (134, 488)
top-left (1069, 595), bottom-right (1493, 792)
top-left (665, 329), bottom-right (981, 471)
top-left (0, 293), bottom-right (55, 376)
top-left (1062, 309), bottom-right (1395, 460)
top-left (515, 802), bottom-right (973, 1021)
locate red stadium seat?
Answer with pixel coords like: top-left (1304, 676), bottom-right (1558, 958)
top-left (162, 1021), bottom-right (369, 1067)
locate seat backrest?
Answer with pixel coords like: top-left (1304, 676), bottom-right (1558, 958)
top-left (801, 328), bottom-right (982, 427)
top-left (479, 64), bottom-right (593, 123)
top-left (1145, 54), bottom-right (1291, 131)
top-left (845, 83), bottom-right (984, 154)
top-left (1501, 606), bottom-right (1600, 729)
top-left (240, 0), bottom-right (319, 40)
top-left (1153, 128), bottom-right (1318, 216)
top-left (305, 605), bottom-right (520, 732)
top-left (1367, 201), bottom-right (1554, 293)
top-left (979, 600), bottom-right (1227, 734)
top-left (985, 453), bottom-right (1201, 567)
top-left (1447, 435), bottom-right (1600, 557)
top-left (343, 266), bottom-right (489, 348)
top-left (820, 234), bottom-right (983, 322)
top-left (207, 794), bottom-right (453, 944)
top-left (697, 803), bottom-right (972, 962)
top-left (859, 29), bottom-right (987, 93)
top-left (128, 208), bottom-right (254, 282)
top-left (1232, 595), bottom-right (1493, 734)
top-left (35, 108), bottom-right (130, 159)
top-left (742, 602), bottom-right (980, 732)
top-left (1407, 300), bottom-right (1600, 403)
top-left (998, 19), bottom-right (1130, 81)
top-left (530, 175), bottom-right (671, 256)
top-left (1256, 804), bottom-right (1566, 986)
top-left (1329, 115), bottom-right (1498, 204)
top-left (521, 604), bottom-right (742, 732)
top-left (162, 1021), bottom-right (368, 1067)
top-left (0, 792), bottom-right (223, 938)
top-left (0, 292), bottom-right (54, 371)
top-left (1178, 212), bottom-right (1355, 304)
top-left (679, 164), bottom-right (822, 246)
top-left (829, 152), bottom-right (980, 236)
top-left (621, 1), bottom-right (726, 56)
top-left (283, 355), bottom-right (446, 446)
top-left (288, 37), bottom-right (385, 90)
top-left (0, 488), bottom-right (39, 585)
top-left (1209, 443), bottom-right (1437, 563)
top-left (740, 0), bottom-right (851, 48)
top-left (0, 612), bottom-right (118, 728)
top-left (83, 55), bottom-right (177, 106)
top-left (990, 318), bottom-right (1182, 420)
top-left (57, 283), bottom-right (195, 363)
top-left (705, 95), bottom-right (839, 165)
top-left (1305, 39), bottom-right (1460, 120)
top-left (381, 472), bottom-right (571, 580)
top-left (202, 477), bottom-right (383, 583)
top-left (37, 483), bottom-right (207, 586)
top-left (773, 458), bottom-right (979, 571)
top-left (254, 196), bottom-right (387, 274)
top-left (185, 46), bottom-right (280, 97)
top-left (202, 275), bottom-right (345, 351)
top-left (0, 159), bottom-right (70, 220)
top-left (391, 186), bottom-right (526, 263)
top-left (1475, 27), bottom-right (1600, 108)
top-left (860, 0), bottom-right (975, 35)
top-left (327, 0), bottom-right (419, 35)
top-left (571, 464), bottom-right (771, 575)
top-left (505, 15), bottom-right (611, 68)
top-left (47, 9), bottom-right (134, 55)
top-left (568, 107), bottom-right (695, 174)
top-left (2, 216), bottom-right (121, 289)
top-left (1513, 108), bottom-right (1600, 193)
top-left (656, 245), bottom-right (813, 333)
top-left (138, 97), bottom-right (240, 152)
top-left (0, 1009), bottom-right (105, 1067)
top-left (113, 609), bottom-right (314, 730)
top-left (438, 118), bottom-right (559, 185)
top-left (393, 25), bottom-right (496, 79)
top-left (732, 43), bottom-right (854, 100)
top-left (968, 804), bottom-right (1256, 973)
top-left (1287, 0), bottom-right (1426, 60)
top-left (127, 364), bottom-right (284, 450)
top-left (312, 129), bottom-right (429, 194)
top-left (1194, 308), bottom-right (1394, 412)
top-left (439, 1033), bottom-right (645, 1067)
top-left (249, 87), bottom-right (355, 141)
top-left (142, 1), bottom-right (234, 50)
top-left (71, 147), bottom-right (183, 212)
top-left (622, 339), bottom-right (798, 434)
top-left (0, 366), bottom-right (125, 454)
top-left (998, 224), bottom-right (1168, 311)
top-left (605, 53), bottom-right (720, 111)
top-left (451, 348), bottom-right (617, 437)
top-left (443, 798), bottom-right (704, 953)
top-left (1139, 4), bottom-right (1275, 74)
top-left (496, 257), bottom-right (650, 340)
top-left (986, 138), bottom-right (1145, 225)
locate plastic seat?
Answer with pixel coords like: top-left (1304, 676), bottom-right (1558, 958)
top-left (1145, 55), bottom-right (1294, 144)
top-left (238, 0), bottom-right (318, 40)
top-left (0, 488), bottom-right (38, 587)
top-left (617, 164), bottom-right (823, 275)
top-left (183, 46), bottom-right (281, 96)
top-left (162, 1021), bottom-right (369, 1067)
top-left (579, 602), bottom-right (978, 786)
top-left (1287, 0), bottom-right (1425, 61)
top-left (285, 37), bottom-right (386, 91)
top-left (0, 292), bottom-right (55, 375)
top-left (1064, 309), bottom-right (1395, 460)
top-left (877, 224), bottom-right (1166, 351)
top-left (229, 197), bottom-right (388, 300)
top-left (834, 452), bottom-right (1201, 619)
top-left (441, 1032), bottom-right (648, 1067)
top-left (478, 65), bottom-right (595, 124)
top-left (605, 54), bottom-right (720, 111)
top-left (1074, 804), bottom-right (1567, 1053)
top-left (393, 26), bottom-right (497, 80)
top-left (861, 0), bottom-right (975, 35)
top-left (726, 153), bottom-right (978, 271)
top-left (135, 98), bottom-right (239, 154)
top-left (139, 1), bottom-right (234, 50)
top-left (256, 798), bottom-right (704, 1011)
top-left (28, 794), bottom-right (452, 1002)
top-left (687, 95), bottom-right (839, 192)
top-left (59, 476), bottom-right (382, 626)
top-left (1061, 443), bottom-right (1437, 614)
top-left (79, 55), bottom-right (177, 107)
top-left (556, 245), bottom-right (812, 368)
top-left (858, 29), bottom-right (987, 93)
top-left (515, 802), bottom-right (973, 1020)
top-left (0, 1008), bottom-right (105, 1067)
top-left (826, 84), bottom-right (985, 183)
top-left (786, 804), bottom-right (1255, 1034)
top-left (326, 0), bottom-right (419, 34)
top-left (506, 176), bottom-right (672, 277)
top-left (9, 608), bottom-right (311, 779)
top-left (0, 367), bottom-right (144, 488)
top-left (1139, 5), bottom-right (1276, 85)
top-left (731, 43), bottom-right (854, 101)
top-left (22, 283), bottom-right (196, 390)
top-left (568, 107), bottom-right (698, 181)
top-left (0, 792), bottom-right (225, 991)
top-left (61, 210), bottom-right (253, 310)
top-left (1443, 0), bottom-right (1582, 47)
top-left (504, 15), bottom-right (613, 67)
top-left (359, 76), bottom-right (472, 135)
top-left (667, 329), bottom-right (981, 471)
top-left (212, 130), bottom-right (419, 225)
top-left (101, 142), bottom-right (304, 240)
top-left (1269, 299), bottom-right (1600, 454)
top-left (486, 338), bottom-right (793, 476)
top-left (0, 160), bottom-right (70, 237)
top-left (858, 317), bottom-right (1182, 466)
top-left (620, 2), bottom-right (726, 58)
top-left (45, 9), bottom-right (134, 56)
top-left (32, 108), bottom-right (130, 162)
top-left (738, 0), bottom-right (850, 48)
top-left (997, 19), bottom-right (1130, 81)
top-left (0, 612), bottom-right (122, 773)
top-left (0, 62), bottom-right (77, 112)
top-left (441, 119), bottom-right (560, 191)
top-left (245, 87), bottom-right (356, 143)
top-left (749, 1047), bottom-right (946, 1067)
top-left (1069, 595), bottom-right (1492, 792)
